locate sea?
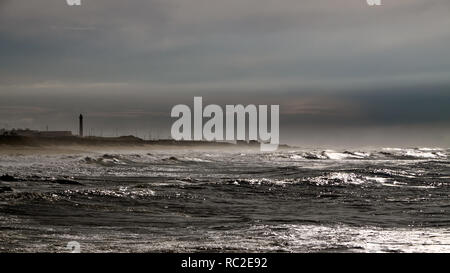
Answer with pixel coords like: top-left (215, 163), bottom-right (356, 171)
top-left (0, 147), bottom-right (449, 252)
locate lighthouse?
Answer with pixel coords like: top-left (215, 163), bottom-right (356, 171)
top-left (79, 114), bottom-right (84, 137)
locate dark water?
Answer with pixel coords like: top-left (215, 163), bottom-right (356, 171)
top-left (0, 147), bottom-right (449, 252)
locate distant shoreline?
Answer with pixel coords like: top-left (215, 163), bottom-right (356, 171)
top-left (0, 135), bottom-right (290, 155)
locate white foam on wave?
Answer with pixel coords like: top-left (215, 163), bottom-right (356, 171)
top-left (405, 150), bottom-right (439, 159)
top-left (63, 187), bottom-right (156, 199)
top-left (301, 151), bottom-right (328, 160)
top-left (373, 168), bottom-right (420, 178)
top-left (305, 172), bottom-right (419, 187)
top-left (307, 172), bottom-right (365, 185)
top-left (417, 147), bottom-right (443, 151)
top-left (365, 176), bottom-right (388, 183)
top-left (382, 147), bottom-right (404, 151)
top-left (381, 148), bottom-right (447, 159)
top-left (230, 178), bottom-right (290, 186)
top-left (180, 157), bottom-right (212, 163)
top-left (324, 151), bottom-right (348, 160)
top-left (297, 150), bottom-right (371, 160)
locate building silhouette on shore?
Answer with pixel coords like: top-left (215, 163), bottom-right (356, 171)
top-left (1, 129), bottom-right (72, 137)
top-left (0, 114), bottom-right (86, 138)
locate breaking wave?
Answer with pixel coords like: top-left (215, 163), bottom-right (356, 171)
top-left (284, 148), bottom-right (447, 161)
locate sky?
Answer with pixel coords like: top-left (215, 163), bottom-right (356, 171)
top-left (0, 0), bottom-right (449, 147)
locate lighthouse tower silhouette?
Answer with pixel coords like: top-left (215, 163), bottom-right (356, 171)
top-left (79, 114), bottom-right (84, 137)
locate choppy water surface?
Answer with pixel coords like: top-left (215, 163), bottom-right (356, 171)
top-left (0, 147), bottom-right (449, 252)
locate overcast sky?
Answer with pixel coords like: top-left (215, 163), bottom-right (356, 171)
top-left (0, 0), bottom-right (449, 147)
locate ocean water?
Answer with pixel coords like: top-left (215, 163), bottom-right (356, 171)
top-left (0, 147), bottom-right (449, 252)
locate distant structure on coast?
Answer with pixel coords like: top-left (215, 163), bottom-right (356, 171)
top-left (1, 129), bottom-right (72, 137)
top-left (0, 114), bottom-right (86, 138)
top-left (79, 114), bottom-right (84, 137)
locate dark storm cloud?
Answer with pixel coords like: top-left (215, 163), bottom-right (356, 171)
top-left (0, 0), bottom-right (449, 146)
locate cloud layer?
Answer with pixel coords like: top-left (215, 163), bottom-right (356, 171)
top-left (0, 0), bottom-right (449, 146)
